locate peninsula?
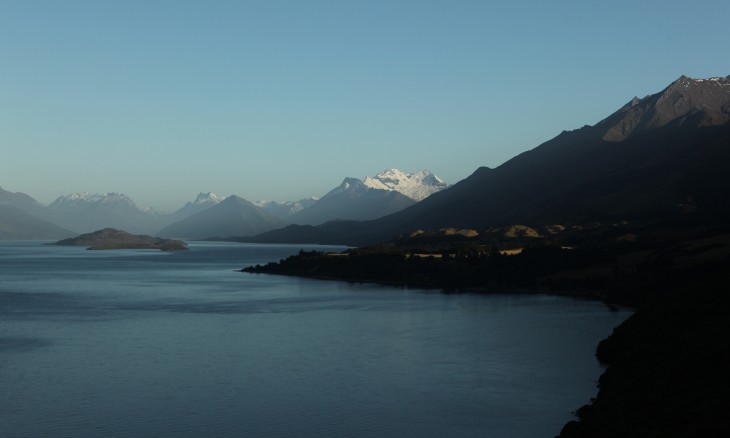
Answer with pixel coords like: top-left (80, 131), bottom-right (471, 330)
top-left (53, 228), bottom-right (188, 251)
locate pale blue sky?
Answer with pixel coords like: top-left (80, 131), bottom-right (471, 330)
top-left (1, 0), bottom-right (728, 211)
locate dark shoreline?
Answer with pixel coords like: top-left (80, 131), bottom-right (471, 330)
top-left (558, 264), bottom-right (730, 437)
top-left (244, 268), bottom-right (614, 303)
top-left (242, 236), bottom-right (730, 436)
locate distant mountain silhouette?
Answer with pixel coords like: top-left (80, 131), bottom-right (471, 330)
top-left (289, 178), bottom-right (416, 225)
top-left (158, 195), bottom-right (287, 239)
top-left (255, 197), bottom-right (319, 219)
top-left (170, 192), bottom-right (225, 221)
top-left (275, 168), bottom-right (444, 225)
top-left (0, 186), bottom-right (47, 217)
top-left (247, 75), bottom-right (730, 245)
top-left (0, 187), bottom-right (74, 239)
top-left (45, 192), bottom-right (168, 235)
top-left (0, 186), bottom-right (40, 208)
top-left (0, 204), bottom-right (74, 240)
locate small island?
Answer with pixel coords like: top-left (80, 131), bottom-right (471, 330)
top-left (52, 228), bottom-right (188, 251)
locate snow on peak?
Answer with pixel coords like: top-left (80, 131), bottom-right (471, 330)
top-left (193, 192), bottom-right (224, 205)
top-left (51, 192), bottom-right (137, 208)
top-left (98, 192), bottom-right (135, 205)
top-left (58, 192), bottom-right (104, 203)
top-left (674, 75), bottom-right (730, 89)
top-left (254, 197), bottom-right (319, 218)
top-left (363, 168), bottom-right (448, 201)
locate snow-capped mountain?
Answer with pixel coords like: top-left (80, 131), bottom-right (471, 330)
top-left (46, 192), bottom-right (165, 234)
top-left (289, 177), bottom-right (416, 225)
top-left (172, 192), bottom-right (225, 219)
top-left (193, 192), bottom-right (225, 206)
top-left (325, 177), bottom-right (369, 197)
top-left (255, 197), bottom-right (319, 219)
top-left (363, 168), bottom-right (448, 201)
top-left (50, 192), bottom-right (137, 209)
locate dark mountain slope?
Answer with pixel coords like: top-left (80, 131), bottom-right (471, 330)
top-left (599, 75), bottom-right (730, 141)
top-left (247, 75), bottom-right (730, 246)
top-left (525, 119), bottom-right (730, 224)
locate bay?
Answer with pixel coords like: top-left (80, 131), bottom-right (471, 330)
top-left (0, 241), bottom-right (629, 437)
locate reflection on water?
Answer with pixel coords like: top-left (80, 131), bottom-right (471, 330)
top-left (0, 241), bottom-right (630, 437)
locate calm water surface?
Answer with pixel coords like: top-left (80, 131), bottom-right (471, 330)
top-left (0, 241), bottom-right (629, 437)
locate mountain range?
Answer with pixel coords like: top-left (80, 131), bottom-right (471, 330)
top-left (4, 74), bottom-right (728, 243)
top-left (245, 74), bottom-right (730, 246)
top-left (156, 170), bottom-right (446, 237)
top-left (0, 168), bottom-right (446, 240)
top-left (254, 198), bottom-right (319, 219)
top-left (157, 196), bottom-right (288, 239)
top-left (44, 192), bottom-right (170, 235)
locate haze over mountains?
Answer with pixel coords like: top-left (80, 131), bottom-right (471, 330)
top-left (0, 186), bottom-right (43, 212)
top-left (156, 169), bottom-right (448, 238)
top-left (0, 186), bottom-right (74, 239)
top-left (45, 192), bottom-right (170, 235)
top-left (3, 74), bottom-right (728, 242)
top-left (172, 192), bottom-right (225, 220)
top-left (254, 198), bottom-right (319, 220)
top-left (157, 196), bottom-right (287, 239)
top-left (0, 168), bottom-right (448, 239)
top-left (287, 178), bottom-right (417, 226)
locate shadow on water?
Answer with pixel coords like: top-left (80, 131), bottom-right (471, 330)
top-left (114, 294), bottom-right (435, 315)
top-left (0, 291), bottom-right (74, 313)
top-left (0, 337), bottom-right (52, 352)
top-left (0, 291), bottom-right (114, 322)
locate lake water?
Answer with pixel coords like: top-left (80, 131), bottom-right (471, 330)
top-left (0, 241), bottom-right (629, 437)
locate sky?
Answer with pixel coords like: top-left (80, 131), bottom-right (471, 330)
top-left (1, 0), bottom-right (729, 212)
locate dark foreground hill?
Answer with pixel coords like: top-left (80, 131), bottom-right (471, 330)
top-left (559, 258), bottom-right (730, 437)
top-left (247, 75), bottom-right (730, 246)
top-left (244, 224), bottom-right (730, 436)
